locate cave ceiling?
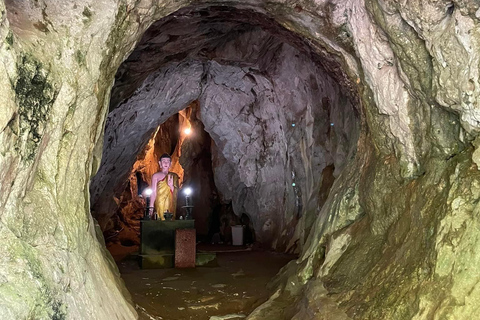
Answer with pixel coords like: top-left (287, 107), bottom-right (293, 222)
top-left (110, 5), bottom-right (358, 111)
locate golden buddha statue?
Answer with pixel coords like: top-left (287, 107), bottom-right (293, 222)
top-left (150, 153), bottom-right (179, 220)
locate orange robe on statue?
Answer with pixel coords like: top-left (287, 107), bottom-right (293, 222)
top-left (154, 173), bottom-right (179, 220)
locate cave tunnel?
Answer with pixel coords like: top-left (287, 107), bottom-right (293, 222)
top-left (90, 4), bottom-right (360, 255)
top-left (88, 6), bottom-right (360, 317)
top-left (1, 0), bottom-right (480, 319)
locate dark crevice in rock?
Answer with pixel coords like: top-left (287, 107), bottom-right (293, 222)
top-left (446, 3), bottom-right (455, 15)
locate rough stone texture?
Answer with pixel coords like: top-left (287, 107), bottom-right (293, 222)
top-left (0, 0), bottom-right (140, 318)
top-left (175, 228), bottom-right (196, 268)
top-left (2, 0), bottom-right (480, 320)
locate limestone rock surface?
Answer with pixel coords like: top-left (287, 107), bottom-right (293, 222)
top-left (2, 0), bottom-right (480, 319)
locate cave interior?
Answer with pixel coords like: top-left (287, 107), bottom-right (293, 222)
top-left (86, 6), bottom-right (360, 317)
top-left (90, 5), bottom-right (360, 257)
top-left (2, 0), bottom-right (479, 319)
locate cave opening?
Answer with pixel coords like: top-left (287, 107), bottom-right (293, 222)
top-left (88, 4), bottom-right (361, 318)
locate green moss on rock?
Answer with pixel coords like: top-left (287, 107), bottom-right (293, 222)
top-left (82, 6), bottom-right (92, 18)
top-left (14, 54), bottom-right (57, 162)
top-left (75, 49), bottom-right (86, 66)
top-left (5, 30), bottom-right (13, 46)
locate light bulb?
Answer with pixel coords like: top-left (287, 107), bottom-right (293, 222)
top-left (145, 188), bottom-right (152, 196)
top-left (184, 187), bottom-right (192, 196)
top-left (184, 127), bottom-right (191, 135)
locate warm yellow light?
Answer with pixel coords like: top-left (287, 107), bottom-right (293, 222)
top-left (184, 127), bottom-right (192, 135)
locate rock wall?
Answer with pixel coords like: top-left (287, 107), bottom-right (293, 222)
top-left (2, 0), bottom-right (480, 319)
top-left (247, 1), bottom-right (480, 319)
top-left (0, 0), bottom-right (143, 318)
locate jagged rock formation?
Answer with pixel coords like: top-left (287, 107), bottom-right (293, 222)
top-left (1, 0), bottom-right (480, 319)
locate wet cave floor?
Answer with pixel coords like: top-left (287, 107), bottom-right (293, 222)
top-left (117, 245), bottom-right (297, 320)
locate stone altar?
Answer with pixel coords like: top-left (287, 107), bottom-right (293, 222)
top-left (140, 220), bottom-right (194, 268)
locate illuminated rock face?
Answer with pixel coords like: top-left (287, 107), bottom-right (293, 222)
top-left (1, 1), bottom-right (480, 319)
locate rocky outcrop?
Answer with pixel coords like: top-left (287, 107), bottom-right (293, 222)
top-left (2, 0), bottom-right (480, 319)
top-left (0, 1), bottom-right (141, 318)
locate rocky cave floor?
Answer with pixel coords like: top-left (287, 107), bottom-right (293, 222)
top-left (116, 245), bottom-right (296, 320)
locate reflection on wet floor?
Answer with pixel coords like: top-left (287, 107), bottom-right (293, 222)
top-left (118, 246), bottom-right (296, 320)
